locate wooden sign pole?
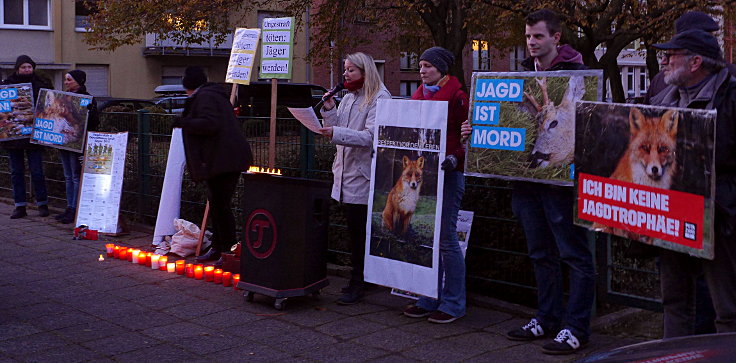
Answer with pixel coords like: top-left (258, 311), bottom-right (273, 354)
top-left (269, 78), bottom-right (277, 168)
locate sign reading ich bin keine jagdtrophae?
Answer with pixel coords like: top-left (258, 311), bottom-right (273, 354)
top-left (465, 71), bottom-right (602, 186)
top-left (574, 102), bottom-right (716, 259)
top-left (258, 17), bottom-right (294, 80)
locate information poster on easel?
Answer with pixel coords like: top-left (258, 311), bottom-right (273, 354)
top-left (76, 131), bottom-right (129, 233)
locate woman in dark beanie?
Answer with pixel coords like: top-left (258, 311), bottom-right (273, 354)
top-left (55, 69), bottom-right (99, 224)
top-left (174, 66), bottom-right (253, 267)
top-left (403, 46), bottom-right (468, 324)
top-left (1, 55), bottom-right (52, 219)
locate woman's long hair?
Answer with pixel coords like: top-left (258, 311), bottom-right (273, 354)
top-left (345, 52), bottom-right (384, 110)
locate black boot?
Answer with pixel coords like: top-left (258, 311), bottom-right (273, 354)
top-left (38, 205), bottom-right (49, 217)
top-left (55, 207), bottom-right (72, 221)
top-left (10, 206), bottom-right (27, 219)
top-left (59, 208), bottom-right (76, 224)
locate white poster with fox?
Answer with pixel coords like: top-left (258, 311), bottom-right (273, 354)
top-left (465, 71), bottom-right (602, 186)
top-left (574, 102), bottom-right (716, 259)
top-left (365, 99), bottom-right (447, 298)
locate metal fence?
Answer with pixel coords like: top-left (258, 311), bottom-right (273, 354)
top-left (0, 110), bottom-right (661, 309)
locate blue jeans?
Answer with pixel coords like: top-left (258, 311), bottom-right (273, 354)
top-left (511, 182), bottom-right (595, 340)
top-left (417, 170), bottom-right (466, 317)
top-left (8, 148), bottom-right (48, 207)
top-left (59, 150), bottom-right (82, 209)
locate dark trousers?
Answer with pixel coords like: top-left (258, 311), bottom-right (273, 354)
top-left (660, 212), bottom-right (736, 337)
top-left (345, 203), bottom-right (368, 286)
top-left (8, 148), bottom-right (48, 207)
top-left (511, 182), bottom-right (596, 340)
top-left (205, 172), bottom-right (240, 253)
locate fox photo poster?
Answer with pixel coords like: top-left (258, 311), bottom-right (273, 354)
top-left (465, 71), bottom-right (602, 186)
top-left (0, 83), bottom-right (34, 141)
top-left (365, 99), bottom-right (447, 299)
top-left (30, 89), bottom-right (92, 153)
top-left (574, 102), bottom-right (716, 259)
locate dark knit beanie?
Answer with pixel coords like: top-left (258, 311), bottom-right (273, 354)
top-left (420, 47), bottom-right (455, 75)
top-left (182, 66), bottom-right (207, 90)
top-left (675, 11), bottom-right (719, 33)
top-left (15, 55), bottom-right (36, 71)
top-left (68, 70), bottom-right (87, 86)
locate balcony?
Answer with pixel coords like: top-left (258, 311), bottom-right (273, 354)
top-left (143, 32), bottom-right (234, 57)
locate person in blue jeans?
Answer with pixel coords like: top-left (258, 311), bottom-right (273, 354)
top-left (2, 55), bottom-right (51, 219)
top-left (502, 9), bottom-right (595, 355)
top-left (402, 46), bottom-right (469, 324)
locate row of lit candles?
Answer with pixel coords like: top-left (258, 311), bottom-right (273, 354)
top-left (104, 244), bottom-right (240, 288)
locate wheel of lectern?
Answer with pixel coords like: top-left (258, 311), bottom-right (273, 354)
top-left (274, 298), bottom-right (287, 310)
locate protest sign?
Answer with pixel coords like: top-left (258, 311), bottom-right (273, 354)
top-left (391, 210), bottom-right (474, 300)
top-left (0, 83), bottom-right (34, 141)
top-left (30, 89), bottom-right (91, 153)
top-left (574, 101), bottom-right (716, 259)
top-left (365, 99), bottom-right (447, 298)
top-left (76, 131), bottom-right (129, 234)
top-left (258, 17), bottom-right (294, 79)
top-left (226, 28), bottom-right (261, 85)
top-left (465, 71), bottom-right (602, 186)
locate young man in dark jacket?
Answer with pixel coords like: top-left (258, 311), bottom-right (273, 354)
top-left (1, 55), bottom-right (51, 219)
top-left (505, 9), bottom-right (595, 355)
top-left (650, 30), bottom-right (736, 337)
top-left (174, 66), bottom-right (253, 267)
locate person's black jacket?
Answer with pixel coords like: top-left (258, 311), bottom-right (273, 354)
top-left (176, 83), bottom-right (253, 182)
top-left (1, 72), bottom-right (53, 149)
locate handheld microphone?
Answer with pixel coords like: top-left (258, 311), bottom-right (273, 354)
top-left (315, 83), bottom-right (344, 110)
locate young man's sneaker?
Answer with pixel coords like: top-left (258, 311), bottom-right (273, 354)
top-left (427, 311), bottom-right (460, 324)
top-left (542, 329), bottom-right (587, 355)
top-left (507, 318), bottom-right (547, 341)
top-left (403, 305), bottom-right (432, 318)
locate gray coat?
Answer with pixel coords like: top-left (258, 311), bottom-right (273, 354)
top-left (321, 86), bottom-right (391, 204)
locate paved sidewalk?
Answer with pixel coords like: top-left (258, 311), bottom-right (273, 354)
top-left (0, 203), bottom-right (645, 362)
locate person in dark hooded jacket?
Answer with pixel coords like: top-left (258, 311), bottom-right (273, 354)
top-left (1, 55), bottom-right (52, 219)
top-left (174, 66), bottom-right (253, 267)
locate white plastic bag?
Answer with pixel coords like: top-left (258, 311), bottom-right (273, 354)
top-left (155, 218), bottom-right (211, 257)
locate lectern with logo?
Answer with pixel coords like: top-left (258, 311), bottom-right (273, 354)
top-left (238, 172), bottom-right (330, 309)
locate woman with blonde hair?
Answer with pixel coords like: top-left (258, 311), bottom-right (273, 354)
top-left (320, 52), bottom-right (391, 305)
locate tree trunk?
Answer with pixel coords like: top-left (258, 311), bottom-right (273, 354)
top-left (600, 53), bottom-right (625, 102)
top-left (645, 44), bottom-right (660, 80)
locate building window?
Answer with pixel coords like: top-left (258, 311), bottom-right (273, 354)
top-left (161, 66), bottom-right (186, 86)
top-left (75, 0), bottom-right (97, 32)
top-left (399, 81), bottom-right (420, 97)
top-left (472, 40), bottom-right (490, 71)
top-left (510, 45), bottom-right (526, 71)
top-left (1, 0), bottom-right (50, 29)
top-left (400, 52), bottom-right (419, 71)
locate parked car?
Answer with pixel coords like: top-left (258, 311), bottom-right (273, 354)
top-left (153, 85), bottom-right (187, 114)
top-left (96, 97), bottom-right (155, 112)
top-left (235, 82), bottom-right (331, 117)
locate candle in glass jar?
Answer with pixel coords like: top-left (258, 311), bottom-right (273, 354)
top-left (222, 272), bottom-right (232, 287)
top-left (213, 269), bottom-right (223, 283)
top-left (113, 246), bottom-right (121, 259)
top-left (137, 252), bottom-right (147, 266)
top-left (194, 265), bottom-right (204, 280)
top-left (204, 266), bottom-right (215, 282)
top-left (146, 252), bottom-right (153, 267)
top-left (131, 249), bottom-right (140, 263)
top-left (120, 248), bottom-right (128, 260)
top-left (127, 248), bottom-right (134, 262)
top-left (175, 260), bottom-right (185, 275)
top-left (105, 243), bottom-right (115, 257)
top-left (232, 274), bottom-right (240, 290)
top-left (185, 263), bottom-right (194, 278)
top-left (151, 254), bottom-right (161, 270)
top-left (167, 262), bottom-right (175, 273)
top-left (158, 256), bottom-right (168, 271)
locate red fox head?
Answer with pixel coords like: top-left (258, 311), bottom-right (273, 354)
top-left (401, 156), bottom-right (424, 190)
top-left (628, 108), bottom-right (678, 181)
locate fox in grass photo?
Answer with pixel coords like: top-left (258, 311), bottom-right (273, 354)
top-left (383, 155), bottom-right (425, 236)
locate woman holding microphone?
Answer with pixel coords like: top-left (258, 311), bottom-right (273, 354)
top-left (319, 52), bottom-right (390, 305)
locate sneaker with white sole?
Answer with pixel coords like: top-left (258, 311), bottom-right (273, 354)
top-left (506, 318), bottom-right (547, 341)
top-left (542, 329), bottom-right (587, 355)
